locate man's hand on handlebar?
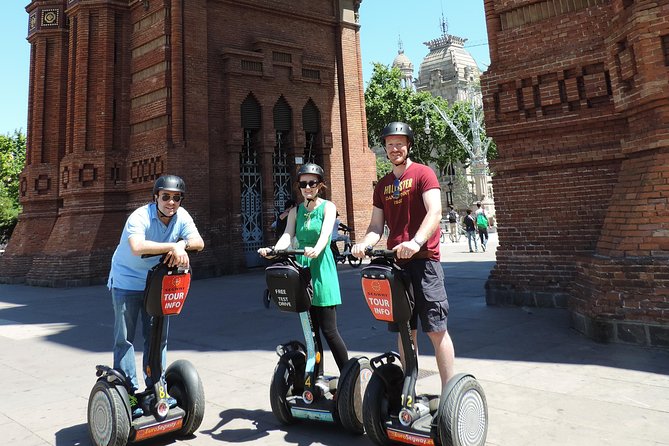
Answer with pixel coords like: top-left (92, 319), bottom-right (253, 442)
top-left (258, 247), bottom-right (274, 258)
top-left (393, 239), bottom-right (420, 260)
top-left (165, 242), bottom-right (189, 268)
top-left (351, 243), bottom-right (368, 259)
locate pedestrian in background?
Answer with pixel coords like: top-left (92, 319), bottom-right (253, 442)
top-left (464, 208), bottom-right (479, 253)
top-left (475, 201), bottom-right (489, 252)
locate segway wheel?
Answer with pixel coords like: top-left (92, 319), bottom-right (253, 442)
top-left (165, 359), bottom-right (205, 436)
top-left (269, 360), bottom-right (296, 425)
top-left (337, 357), bottom-right (372, 434)
top-left (438, 374), bottom-right (488, 446)
top-left (87, 380), bottom-right (130, 446)
top-left (362, 363), bottom-right (404, 446)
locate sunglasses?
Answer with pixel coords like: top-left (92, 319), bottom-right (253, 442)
top-left (160, 193), bottom-right (182, 202)
top-left (298, 180), bottom-right (321, 189)
top-left (393, 178), bottom-right (400, 199)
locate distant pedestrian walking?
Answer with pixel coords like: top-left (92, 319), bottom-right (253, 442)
top-left (463, 209), bottom-right (479, 253)
top-left (475, 202), bottom-right (489, 252)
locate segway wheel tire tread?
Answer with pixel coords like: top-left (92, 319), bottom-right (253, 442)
top-left (438, 374), bottom-right (488, 446)
top-left (270, 361), bottom-right (296, 425)
top-left (165, 359), bottom-right (206, 437)
top-left (336, 357), bottom-right (370, 435)
top-left (362, 363), bottom-right (403, 446)
top-left (87, 380), bottom-right (130, 446)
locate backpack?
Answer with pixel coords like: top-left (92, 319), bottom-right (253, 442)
top-left (476, 213), bottom-right (488, 229)
top-left (448, 210), bottom-right (457, 223)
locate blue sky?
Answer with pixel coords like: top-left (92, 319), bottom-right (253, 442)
top-left (0, 1), bottom-right (489, 136)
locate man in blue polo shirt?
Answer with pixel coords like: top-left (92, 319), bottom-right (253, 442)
top-left (107, 174), bottom-right (204, 417)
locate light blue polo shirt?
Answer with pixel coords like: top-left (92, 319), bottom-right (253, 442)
top-left (107, 202), bottom-right (200, 291)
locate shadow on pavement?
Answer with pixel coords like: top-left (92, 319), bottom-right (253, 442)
top-left (1, 255), bottom-right (667, 377)
top-left (55, 423), bottom-right (91, 446)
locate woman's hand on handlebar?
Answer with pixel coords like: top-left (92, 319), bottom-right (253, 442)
top-left (302, 246), bottom-right (320, 259)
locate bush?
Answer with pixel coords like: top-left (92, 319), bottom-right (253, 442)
top-left (0, 130), bottom-right (25, 243)
top-left (0, 183), bottom-right (18, 244)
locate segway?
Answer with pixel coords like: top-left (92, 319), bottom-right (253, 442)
top-left (88, 256), bottom-right (205, 446)
top-left (360, 249), bottom-right (488, 446)
top-left (263, 248), bottom-right (372, 433)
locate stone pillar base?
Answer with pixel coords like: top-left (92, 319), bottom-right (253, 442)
top-left (485, 283), bottom-right (569, 308)
top-left (570, 311), bottom-right (669, 348)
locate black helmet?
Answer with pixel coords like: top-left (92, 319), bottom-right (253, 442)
top-left (380, 121), bottom-right (414, 148)
top-left (153, 174), bottom-right (186, 196)
top-left (297, 163), bottom-right (324, 181)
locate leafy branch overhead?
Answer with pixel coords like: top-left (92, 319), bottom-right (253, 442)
top-left (364, 63), bottom-right (496, 178)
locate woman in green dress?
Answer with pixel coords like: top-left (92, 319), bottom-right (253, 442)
top-left (259, 163), bottom-right (349, 373)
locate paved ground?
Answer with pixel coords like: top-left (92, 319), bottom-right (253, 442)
top-left (1, 233), bottom-right (668, 446)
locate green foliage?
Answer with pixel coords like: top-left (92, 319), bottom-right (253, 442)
top-left (364, 63), bottom-right (497, 180)
top-left (364, 63), bottom-right (414, 149)
top-left (0, 130), bottom-right (26, 243)
top-left (376, 156), bottom-right (392, 180)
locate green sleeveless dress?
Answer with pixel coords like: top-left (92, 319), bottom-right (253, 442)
top-left (295, 201), bottom-right (342, 307)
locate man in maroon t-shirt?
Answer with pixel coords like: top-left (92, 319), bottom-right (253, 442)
top-left (352, 121), bottom-right (455, 387)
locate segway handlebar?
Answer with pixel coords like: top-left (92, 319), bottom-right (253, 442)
top-left (364, 247), bottom-right (396, 259)
top-left (141, 249), bottom-right (197, 259)
top-left (263, 248), bottom-right (306, 257)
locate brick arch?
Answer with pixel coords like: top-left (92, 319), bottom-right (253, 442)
top-left (273, 95), bottom-right (292, 133)
top-left (302, 98), bottom-right (322, 164)
top-left (241, 93), bottom-right (262, 131)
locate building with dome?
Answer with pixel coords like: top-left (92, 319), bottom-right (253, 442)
top-left (416, 32), bottom-right (481, 104)
top-left (411, 23), bottom-right (494, 219)
top-left (392, 38), bottom-right (414, 90)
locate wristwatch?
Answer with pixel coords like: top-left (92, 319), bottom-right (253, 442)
top-left (412, 236), bottom-right (425, 247)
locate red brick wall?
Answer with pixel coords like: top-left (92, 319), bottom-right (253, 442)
top-left (1, 0), bottom-right (375, 285)
top-left (482, 0), bottom-right (669, 347)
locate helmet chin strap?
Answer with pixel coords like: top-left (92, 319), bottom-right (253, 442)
top-left (157, 206), bottom-right (174, 219)
top-left (155, 196), bottom-right (176, 220)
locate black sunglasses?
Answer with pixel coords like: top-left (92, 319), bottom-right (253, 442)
top-left (160, 193), bottom-right (182, 202)
top-left (393, 178), bottom-right (400, 199)
top-left (298, 180), bottom-right (321, 189)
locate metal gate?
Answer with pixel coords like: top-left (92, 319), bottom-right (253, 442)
top-left (240, 129), bottom-right (263, 267)
top-left (273, 131), bottom-right (292, 218)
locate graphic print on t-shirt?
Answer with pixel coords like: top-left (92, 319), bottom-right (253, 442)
top-left (383, 177), bottom-right (413, 204)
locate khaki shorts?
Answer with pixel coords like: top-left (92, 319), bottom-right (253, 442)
top-left (389, 259), bottom-right (449, 333)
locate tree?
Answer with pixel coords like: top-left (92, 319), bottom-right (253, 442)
top-left (375, 156), bottom-right (392, 180)
top-left (0, 130), bottom-right (26, 243)
top-left (364, 63), bottom-right (496, 180)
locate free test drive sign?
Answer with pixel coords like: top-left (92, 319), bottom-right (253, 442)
top-left (160, 273), bottom-right (191, 315)
top-left (362, 278), bottom-right (394, 322)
